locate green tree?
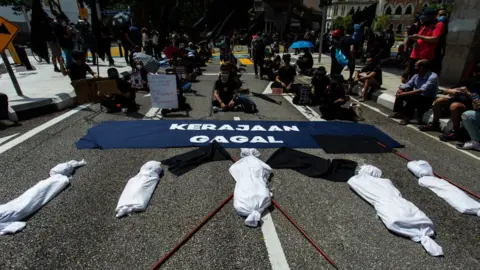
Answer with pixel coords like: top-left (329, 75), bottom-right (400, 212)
top-left (332, 16), bottom-right (344, 30)
top-left (343, 15), bottom-right (352, 31)
top-left (374, 15), bottom-right (390, 32)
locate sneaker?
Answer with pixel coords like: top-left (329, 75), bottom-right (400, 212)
top-left (458, 141), bottom-right (480, 151)
top-left (419, 121), bottom-right (441, 132)
top-left (212, 106), bottom-right (222, 113)
top-left (439, 130), bottom-right (457, 142)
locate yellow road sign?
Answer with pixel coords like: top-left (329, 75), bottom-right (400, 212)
top-left (0, 16), bottom-right (20, 54)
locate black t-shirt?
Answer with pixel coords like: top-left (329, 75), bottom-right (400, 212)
top-left (324, 83), bottom-right (346, 105)
top-left (361, 65), bottom-right (383, 85)
top-left (278, 65), bottom-right (297, 85)
top-left (52, 22), bottom-right (73, 49)
top-left (214, 80), bottom-right (240, 103)
top-left (67, 63), bottom-right (92, 81)
top-left (302, 52), bottom-right (313, 67)
top-left (339, 36), bottom-right (354, 60)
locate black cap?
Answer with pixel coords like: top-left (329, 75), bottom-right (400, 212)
top-left (422, 8), bottom-right (437, 16)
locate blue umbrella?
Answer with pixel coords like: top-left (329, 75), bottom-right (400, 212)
top-left (290, 40), bottom-right (314, 49)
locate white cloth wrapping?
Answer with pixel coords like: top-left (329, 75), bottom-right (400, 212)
top-left (230, 149), bottom-right (272, 227)
top-left (408, 161), bottom-right (480, 216)
top-left (0, 160), bottom-right (86, 235)
top-left (348, 165), bottom-right (444, 257)
top-left (115, 161), bottom-right (162, 218)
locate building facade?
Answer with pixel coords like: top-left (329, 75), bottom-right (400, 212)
top-left (326, 0), bottom-right (379, 31)
top-left (379, 0), bottom-right (435, 34)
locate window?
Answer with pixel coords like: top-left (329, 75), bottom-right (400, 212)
top-left (405, 5), bottom-right (413, 15)
top-left (394, 6), bottom-right (403, 15)
top-left (385, 7), bottom-right (392, 15)
top-left (341, 5), bottom-right (346, 16)
top-left (334, 6), bottom-right (338, 16)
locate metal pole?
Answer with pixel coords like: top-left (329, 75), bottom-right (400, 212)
top-left (318, 6), bottom-right (327, 64)
top-left (21, 5), bottom-right (31, 32)
top-left (2, 52), bottom-right (23, 96)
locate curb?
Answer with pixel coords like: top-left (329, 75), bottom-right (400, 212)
top-left (8, 92), bottom-right (77, 121)
top-left (297, 75), bottom-right (453, 134)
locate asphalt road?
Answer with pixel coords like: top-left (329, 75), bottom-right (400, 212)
top-left (0, 59), bottom-right (479, 270)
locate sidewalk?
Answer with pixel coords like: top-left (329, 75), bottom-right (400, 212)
top-left (0, 56), bottom-right (131, 121)
top-left (287, 53), bottom-right (453, 134)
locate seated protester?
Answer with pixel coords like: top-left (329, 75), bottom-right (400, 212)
top-left (261, 58), bottom-right (274, 81)
top-left (130, 60), bottom-right (149, 91)
top-left (102, 68), bottom-right (137, 113)
top-left (310, 67), bottom-right (330, 105)
top-left (275, 54), bottom-right (297, 92)
top-left (459, 96), bottom-right (480, 151)
top-left (419, 85), bottom-right (474, 141)
top-left (164, 40), bottom-right (179, 60)
top-left (272, 55), bottom-right (281, 76)
top-left (212, 66), bottom-right (241, 112)
top-left (66, 51), bottom-right (96, 81)
top-left (296, 49), bottom-right (314, 72)
top-left (0, 92), bottom-right (15, 126)
top-left (389, 59), bottom-right (438, 125)
top-left (320, 75), bottom-right (362, 121)
top-left (353, 56), bottom-right (383, 101)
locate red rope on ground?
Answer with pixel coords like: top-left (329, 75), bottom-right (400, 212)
top-left (377, 142), bottom-right (480, 200)
top-left (151, 193), bottom-right (234, 270)
top-left (271, 199), bottom-right (339, 269)
top-left (151, 154), bottom-right (338, 269)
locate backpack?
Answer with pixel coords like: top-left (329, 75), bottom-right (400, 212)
top-left (293, 85), bottom-right (312, 105)
top-left (335, 48), bottom-right (349, 67)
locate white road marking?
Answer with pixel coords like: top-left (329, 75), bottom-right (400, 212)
top-left (261, 82), bottom-right (274, 95)
top-left (233, 116), bottom-right (290, 270)
top-left (143, 107), bottom-right (162, 120)
top-left (0, 133), bottom-right (19, 145)
top-left (203, 72), bottom-right (255, 76)
top-left (350, 97), bottom-right (480, 162)
top-left (0, 104), bottom-right (91, 155)
top-left (144, 93), bottom-right (151, 97)
top-left (282, 94), bottom-right (325, 122)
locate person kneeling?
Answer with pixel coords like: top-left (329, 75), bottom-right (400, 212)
top-left (212, 67), bottom-right (241, 112)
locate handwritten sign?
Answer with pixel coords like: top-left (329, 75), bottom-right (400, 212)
top-left (147, 74), bottom-right (178, 109)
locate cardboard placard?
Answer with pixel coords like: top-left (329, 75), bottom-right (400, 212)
top-left (148, 74), bottom-right (178, 109)
top-left (271, 87), bottom-right (284, 95)
top-left (72, 78), bottom-right (119, 104)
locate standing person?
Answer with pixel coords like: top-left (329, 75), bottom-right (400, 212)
top-left (141, 28), bottom-right (151, 55)
top-left (406, 9), bottom-right (445, 79)
top-left (121, 23), bottom-right (135, 65)
top-left (152, 30), bottom-right (160, 59)
top-left (340, 28), bottom-right (356, 81)
top-left (329, 29), bottom-right (343, 76)
top-left (384, 24), bottom-right (395, 56)
top-left (389, 59), bottom-right (438, 125)
top-left (431, 8), bottom-right (449, 76)
top-left (252, 33), bottom-right (265, 79)
top-left (45, 17), bottom-right (64, 72)
top-left (100, 21), bottom-right (114, 66)
top-left (52, 16), bottom-right (75, 66)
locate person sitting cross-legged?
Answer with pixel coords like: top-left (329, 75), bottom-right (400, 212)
top-left (275, 54), bottom-right (297, 92)
top-left (353, 56), bottom-right (382, 102)
top-left (419, 85), bottom-right (475, 141)
top-left (389, 59), bottom-right (438, 125)
top-left (212, 65), bottom-right (241, 112)
top-left (320, 75), bottom-right (363, 121)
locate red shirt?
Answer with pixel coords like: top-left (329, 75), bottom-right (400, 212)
top-left (164, 46), bottom-right (179, 59)
top-left (410, 22), bottom-right (445, 60)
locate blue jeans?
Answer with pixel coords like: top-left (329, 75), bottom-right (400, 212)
top-left (462, 110), bottom-right (480, 141)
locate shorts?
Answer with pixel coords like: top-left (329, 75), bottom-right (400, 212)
top-left (449, 95), bottom-right (473, 110)
top-left (48, 41), bottom-right (62, 57)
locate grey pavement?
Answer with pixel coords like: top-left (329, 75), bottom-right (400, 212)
top-left (0, 58), bottom-right (479, 270)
